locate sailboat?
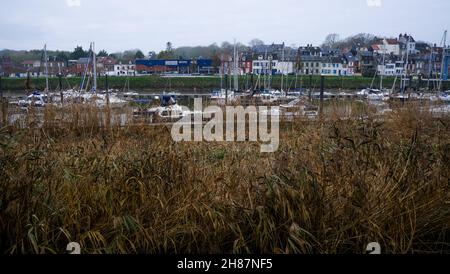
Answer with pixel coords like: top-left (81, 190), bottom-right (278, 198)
top-left (430, 30), bottom-right (450, 102)
top-left (18, 44), bottom-right (50, 108)
top-left (210, 40), bottom-right (239, 104)
top-left (391, 35), bottom-right (413, 101)
top-left (359, 45), bottom-right (390, 101)
top-left (56, 42), bottom-right (127, 106)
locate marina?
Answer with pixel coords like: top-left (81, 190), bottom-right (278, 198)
top-left (2, 0), bottom-right (450, 258)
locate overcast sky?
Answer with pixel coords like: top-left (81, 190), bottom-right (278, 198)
top-left (1, 0), bottom-right (449, 53)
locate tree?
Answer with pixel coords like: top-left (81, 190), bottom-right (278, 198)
top-left (334, 33), bottom-right (376, 51)
top-left (322, 34), bottom-right (341, 49)
top-left (220, 41), bottom-right (234, 54)
top-left (249, 39), bottom-right (264, 47)
top-left (166, 42), bottom-right (173, 52)
top-left (70, 46), bottom-right (87, 60)
top-left (97, 50), bottom-right (108, 57)
top-left (56, 52), bottom-right (69, 63)
top-left (148, 51), bottom-right (156, 59)
top-left (212, 53), bottom-right (222, 69)
top-left (135, 50), bottom-right (145, 59)
top-left (157, 50), bottom-right (175, 60)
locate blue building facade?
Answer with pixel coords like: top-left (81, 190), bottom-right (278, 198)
top-left (135, 59), bottom-right (213, 74)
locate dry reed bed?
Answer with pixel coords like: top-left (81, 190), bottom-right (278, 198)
top-left (0, 102), bottom-right (449, 254)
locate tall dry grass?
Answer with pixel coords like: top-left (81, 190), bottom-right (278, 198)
top-left (0, 102), bottom-right (449, 254)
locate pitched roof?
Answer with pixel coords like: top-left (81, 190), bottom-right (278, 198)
top-left (371, 45), bottom-right (381, 50)
top-left (343, 52), bottom-right (359, 62)
top-left (77, 57), bottom-right (90, 64)
top-left (385, 39), bottom-right (399, 45)
top-left (21, 60), bottom-right (40, 65)
top-left (300, 56), bottom-right (323, 62)
top-left (252, 43), bottom-right (285, 54)
top-left (359, 51), bottom-right (373, 57)
top-left (322, 56), bottom-right (344, 64)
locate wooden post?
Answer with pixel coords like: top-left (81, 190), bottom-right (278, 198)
top-left (409, 76), bottom-right (413, 92)
top-left (26, 72), bottom-right (31, 91)
top-left (59, 74), bottom-right (64, 104)
top-left (319, 76), bottom-right (324, 118)
top-left (59, 74), bottom-right (63, 91)
top-left (105, 74), bottom-right (110, 130)
top-left (224, 74), bottom-right (228, 105)
top-left (1, 76), bottom-right (7, 126)
top-left (106, 74), bottom-right (110, 106)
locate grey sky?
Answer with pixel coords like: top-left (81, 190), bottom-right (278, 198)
top-left (1, 0), bottom-right (449, 53)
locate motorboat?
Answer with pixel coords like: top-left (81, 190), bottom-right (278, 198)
top-left (18, 91), bottom-right (48, 107)
top-left (211, 89), bottom-right (235, 100)
top-left (357, 88), bottom-right (381, 97)
top-left (430, 91), bottom-right (450, 102)
top-left (367, 92), bottom-right (390, 101)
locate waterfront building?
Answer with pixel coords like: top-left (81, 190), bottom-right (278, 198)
top-left (321, 57), bottom-right (346, 76)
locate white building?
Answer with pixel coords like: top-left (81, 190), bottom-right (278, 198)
top-left (299, 56), bottom-right (322, 75)
top-left (372, 38), bottom-right (400, 56)
top-left (21, 60), bottom-right (41, 69)
top-left (275, 61), bottom-right (294, 75)
top-left (377, 61), bottom-right (405, 76)
top-left (252, 55), bottom-right (277, 75)
top-left (399, 34), bottom-right (418, 55)
top-left (110, 62), bottom-right (135, 76)
top-left (321, 57), bottom-right (347, 76)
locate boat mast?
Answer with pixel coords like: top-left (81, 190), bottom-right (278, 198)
top-left (380, 44), bottom-right (386, 91)
top-left (44, 44), bottom-right (49, 93)
top-left (402, 35), bottom-right (412, 94)
top-left (263, 49), bottom-right (268, 90)
top-left (92, 42), bottom-right (97, 93)
top-left (439, 30), bottom-right (447, 91)
top-left (233, 39), bottom-right (238, 92)
top-left (281, 44), bottom-right (285, 93)
top-left (427, 47), bottom-right (433, 90)
top-left (220, 62), bottom-right (223, 90)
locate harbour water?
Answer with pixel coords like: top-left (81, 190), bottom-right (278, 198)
top-left (2, 89), bottom-right (450, 129)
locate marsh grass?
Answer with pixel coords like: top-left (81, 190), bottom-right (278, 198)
top-left (0, 102), bottom-right (449, 254)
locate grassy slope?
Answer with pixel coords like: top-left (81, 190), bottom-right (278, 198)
top-left (2, 75), bottom-right (441, 92)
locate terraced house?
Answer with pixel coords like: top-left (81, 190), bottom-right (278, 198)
top-left (321, 56), bottom-right (346, 76)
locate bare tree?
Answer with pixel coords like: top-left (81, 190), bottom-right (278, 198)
top-left (249, 39), bottom-right (265, 47)
top-left (322, 33), bottom-right (341, 49)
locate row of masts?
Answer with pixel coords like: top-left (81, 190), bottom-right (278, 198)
top-left (40, 42), bottom-right (112, 105)
top-left (41, 42), bottom-right (98, 94)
